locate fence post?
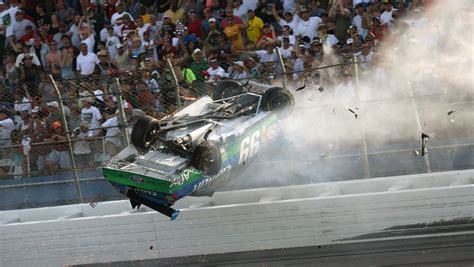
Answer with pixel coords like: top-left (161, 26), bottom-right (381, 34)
top-left (275, 47), bottom-right (287, 90)
top-left (167, 58), bottom-right (182, 108)
top-left (353, 55), bottom-right (371, 178)
top-left (114, 78), bottom-right (130, 146)
top-left (48, 75), bottom-right (84, 203)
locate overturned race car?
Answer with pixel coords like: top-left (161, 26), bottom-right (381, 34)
top-left (102, 80), bottom-right (294, 220)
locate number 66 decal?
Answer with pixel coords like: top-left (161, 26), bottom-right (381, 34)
top-left (239, 130), bottom-right (260, 164)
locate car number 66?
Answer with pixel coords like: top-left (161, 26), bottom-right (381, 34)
top-left (239, 130), bottom-right (260, 164)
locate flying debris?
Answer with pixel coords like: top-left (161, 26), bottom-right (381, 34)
top-left (421, 133), bottom-right (430, 156)
top-left (318, 87), bottom-right (325, 92)
top-left (347, 108), bottom-right (358, 119)
top-left (447, 110), bottom-right (455, 115)
top-left (296, 84), bottom-right (306, 91)
top-left (332, 107), bottom-right (336, 114)
top-left (296, 78), bottom-right (307, 91)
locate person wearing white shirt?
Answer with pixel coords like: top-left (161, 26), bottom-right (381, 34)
top-left (232, 0), bottom-right (249, 21)
top-left (111, 2), bottom-right (134, 26)
top-left (101, 108), bottom-right (122, 160)
top-left (15, 43), bottom-right (41, 67)
top-left (103, 25), bottom-right (121, 58)
top-left (273, 7), bottom-right (300, 32)
top-left (71, 121), bottom-right (94, 168)
top-left (207, 58), bottom-right (228, 81)
top-left (0, 109), bottom-right (15, 146)
top-left (80, 94), bottom-right (103, 136)
top-left (76, 43), bottom-right (100, 76)
top-left (0, 2), bottom-right (19, 38)
top-left (380, 2), bottom-right (397, 32)
top-left (135, 17), bottom-right (150, 40)
top-left (278, 38), bottom-right (293, 59)
top-left (295, 10), bottom-right (322, 41)
top-left (352, 3), bottom-right (368, 39)
top-left (256, 45), bottom-right (278, 64)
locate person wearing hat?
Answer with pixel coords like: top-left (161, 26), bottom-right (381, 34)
top-left (97, 49), bottom-right (119, 76)
top-left (111, 2), bottom-right (135, 26)
top-left (12, 9), bottom-right (37, 40)
top-left (203, 17), bottom-right (224, 47)
top-left (70, 120), bottom-right (94, 168)
top-left (189, 48), bottom-right (210, 95)
top-left (317, 23), bottom-right (339, 49)
top-left (19, 54), bottom-right (42, 96)
top-left (80, 91), bottom-right (103, 136)
top-left (278, 25), bottom-right (295, 45)
top-left (229, 60), bottom-right (248, 81)
top-left (295, 5), bottom-right (322, 42)
top-left (245, 9), bottom-right (264, 45)
top-left (15, 41), bottom-right (41, 67)
top-left (206, 57), bottom-right (227, 82)
top-left (43, 119), bottom-right (71, 173)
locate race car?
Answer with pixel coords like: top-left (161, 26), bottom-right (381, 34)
top-left (102, 80), bottom-right (294, 220)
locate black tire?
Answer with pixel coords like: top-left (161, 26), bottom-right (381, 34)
top-left (261, 87), bottom-right (295, 118)
top-left (131, 115), bottom-right (161, 153)
top-left (191, 142), bottom-right (222, 176)
top-left (212, 80), bottom-right (244, 100)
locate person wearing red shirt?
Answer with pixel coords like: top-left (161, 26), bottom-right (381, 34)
top-left (186, 12), bottom-right (203, 38)
top-left (369, 17), bottom-right (386, 45)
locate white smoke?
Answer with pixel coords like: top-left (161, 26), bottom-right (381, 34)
top-left (226, 1), bottom-right (474, 189)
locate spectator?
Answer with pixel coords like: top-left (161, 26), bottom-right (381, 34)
top-left (43, 119), bottom-right (70, 173)
top-left (45, 41), bottom-right (62, 78)
top-left (60, 45), bottom-right (76, 79)
top-left (111, 2), bottom-right (134, 26)
top-left (186, 11), bottom-right (202, 38)
top-left (31, 37), bottom-right (50, 70)
top-left (272, 3), bottom-right (299, 31)
top-left (223, 17), bottom-right (244, 51)
top-left (163, 2), bottom-right (185, 24)
top-left (228, 60), bottom-right (248, 81)
top-left (71, 120), bottom-right (93, 168)
top-left (76, 42), bottom-right (100, 77)
top-left (112, 43), bottom-right (130, 71)
top-left (19, 55), bottom-right (41, 96)
top-left (207, 57), bottom-right (227, 81)
top-left (246, 9), bottom-right (264, 46)
top-left (80, 91), bottom-right (103, 136)
top-left (221, 7), bottom-right (243, 29)
top-left (0, 108), bottom-right (14, 147)
top-left (12, 9), bottom-right (36, 41)
top-left (101, 107), bottom-right (121, 160)
top-left (15, 42), bottom-right (41, 68)
top-left (295, 8), bottom-right (322, 41)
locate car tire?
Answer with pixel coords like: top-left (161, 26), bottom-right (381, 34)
top-left (212, 80), bottom-right (244, 100)
top-left (131, 115), bottom-right (161, 153)
top-left (191, 142), bottom-right (222, 176)
top-left (261, 87), bottom-right (295, 117)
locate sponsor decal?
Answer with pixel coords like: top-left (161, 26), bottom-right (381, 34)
top-left (130, 176), bottom-right (145, 183)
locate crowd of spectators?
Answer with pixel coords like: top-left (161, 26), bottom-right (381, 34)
top-left (0, 0), bottom-right (431, 178)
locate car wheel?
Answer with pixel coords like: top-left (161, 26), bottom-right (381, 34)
top-left (261, 87), bottom-right (295, 118)
top-left (191, 142), bottom-right (222, 176)
top-left (212, 80), bottom-right (244, 100)
top-left (131, 115), bottom-right (161, 153)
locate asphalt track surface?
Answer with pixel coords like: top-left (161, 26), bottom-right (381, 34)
top-left (78, 232), bottom-right (474, 267)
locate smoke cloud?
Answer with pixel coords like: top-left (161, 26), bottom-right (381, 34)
top-left (224, 1), bottom-right (474, 190)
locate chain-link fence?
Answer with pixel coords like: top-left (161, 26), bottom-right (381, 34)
top-left (0, 43), bottom-right (472, 210)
